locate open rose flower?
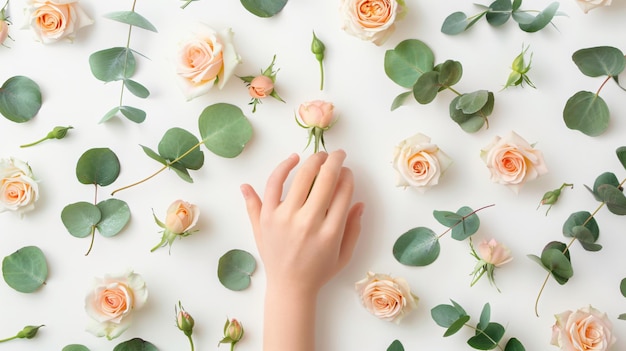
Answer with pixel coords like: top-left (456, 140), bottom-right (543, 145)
top-left (339, 0), bottom-right (406, 45)
top-left (355, 271), bottom-right (418, 324)
top-left (175, 23), bottom-right (241, 101)
top-left (551, 305), bottom-right (616, 351)
top-left (470, 238), bottom-right (512, 291)
top-left (480, 131), bottom-right (547, 193)
top-left (296, 100), bottom-right (337, 153)
top-left (85, 269), bottom-right (148, 340)
top-left (151, 200), bottom-right (200, 253)
top-left (0, 157), bottom-right (39, 217)
top-left (576, 0), bottom-right (611, 13)
top-left (24, 0), bottom-right (93, 44)
top-left (392, 133), bottom-right (452, 193)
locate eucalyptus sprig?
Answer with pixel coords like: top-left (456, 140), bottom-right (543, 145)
top-left (385, 39), bottom-right (495, 133)
top-left (530, 146), bottom-right (626, 316)
top-left (441, 0), bottom-right (561, 35)
top-left (563, 46), bottom-right (626, 136)
top-left (60, 148), bottom-right (131, 255)
top-left (431, 300), bottom-right (526, 351)
top-left (88, 0), bottom-right (157, 123)
top-left (111, 103), bottom-right (252, 195)
top-left (393, 204), bottom-right (494, 267)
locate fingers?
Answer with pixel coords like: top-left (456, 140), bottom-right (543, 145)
top-left (240, 183), bottom-right (262, 244)
top-left (304, 150), bottom-right (347, 214)
top-left (323, 167), bottom-right (354, 226)
top-left (283, 151), bottom-right (329, 208)
top-left (263, 153), bottom-right (300, 210)
top-left (337, 202), bottom-right (364, 269)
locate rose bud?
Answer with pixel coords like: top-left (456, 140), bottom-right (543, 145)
top-left (175, 301), bottom-right (195, 337)
top-left (298, 100), bottom-right (335, 129)
top-left (248, 75), bottom-right (274, 99)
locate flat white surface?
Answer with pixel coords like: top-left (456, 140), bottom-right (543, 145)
top-left (2, 0), bottom-right (626, 350)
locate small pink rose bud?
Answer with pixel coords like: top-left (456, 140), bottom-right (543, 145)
top-left (225, 318), bottom-right (243, 342)
top-left (0, 20), bottom-right (8, 45)
top-left (298, 100), bottom-right (335, 129)
top-left (477, 239), bottom-right (512, 267)
top-left (164, 200), bottom-right (199, 234)
top-left (248, 75), bottom-right (274, 99)
top-left (175, 301), bottom-right (195, 337)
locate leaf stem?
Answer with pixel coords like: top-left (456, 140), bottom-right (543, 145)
top-left (19, 137), bottom-right (47, 148)
top-left (119, 0), bottom-right (137, 107)
top-left (0, 335), bottom-right (18, 343)
top-left (319, 60), bottom-right (324, 90)
top-left (596, 76), bottom-right (612, 96)
top-left (85, 225), bottom-right (96, 256)
top-left (437, 204), bottom-right (495, 239)
top-left (187, 334), bottom-right (195, 351)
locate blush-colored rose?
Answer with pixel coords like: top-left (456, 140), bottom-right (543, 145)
top-left (480, 131), bottom-right (547, 193)
top-left (576, 0), bottom-right (611, 13)
top-left (164, 200), bottom-right (199, 234)
top-left (0, 20), bottom-right (8, 45)
top-left (298, 100), bottom-right (335, 129)
top-left (24, 0), bottom-right (93, 43)
top-left (355, 271), bottom-right (418, 324)
top-left (339, 0), bottom-right (404, 45)
top-left (477, 239), bottom-right (512, 267)
top-left (176, 24), bottom-right (241, 101)
top-left (85, 270), bottom-right (148, 340)
top-left (249, 75), bottom-right (274, 99)
top-left (0, 157), bottom-right (39, 217)
top-left (551, 305), bottom-right (616, 351)
top-left (392, 133), bottom-right (453, 193)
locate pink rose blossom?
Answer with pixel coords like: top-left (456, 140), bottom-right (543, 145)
top-left (355, 271), bottom-right (418, 324)
top-left (551, 305), bottom-right (616, 351)
top-left (248, 75), bottom-right (274, 99)
top-left (477, 239), bottom-right (513, 267)
top-left (298, 100), bottom-right (335, 129)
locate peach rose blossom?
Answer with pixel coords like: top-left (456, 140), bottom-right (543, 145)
top-left (477, 239), bottom-right (512, 267)
top-left (24, 0), bottom-right (93, 44)
top-left (551, 305), bottom-right (616, 351)
top-left (392, 133), bottom-right (453, 193)
top-left (298, 100), bottom-right (335, 129)
top-left (355, 271), bottom-right (418, 324)
top-left (339, 0), bottom-right (405, 45)
top-left (0, 20), bottom-right (8, 45)
top-left (85, 269), bottom-right (148, 340)
top-left (175, 23), bottom-right (241, 101)
top-left (248, 75), bottom-right (274, 99)
top-left (0, 157), bottom-right (39, 216)
top-left (576, 0), bottom-right (611, 13)
top-left (164, 200), bottom-right (199, 234)
top-left (480, 130), bottom-right (547, 193)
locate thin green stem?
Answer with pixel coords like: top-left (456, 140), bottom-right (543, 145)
top-left (181, 0), bottom-right (194, 9)
top-left (319, 61), bottom-right (324, 90)
top-left (596, 76), bottom-right (612, 96)
top-left (84, 225), bottom-right (96, 256)
top-left (0, 335), bottom-right (18, 343)
top-left (119, 0), bottom-right (137, 107)
top-left (187, 334), bottom-right (195, 351)
top-left (19, 137), bottom-right (48, 148)
top-left (437, 204), bottom-right (495, 239)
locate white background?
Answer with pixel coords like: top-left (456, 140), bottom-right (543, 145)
top-left (2, 0), bottom-right (626, 350)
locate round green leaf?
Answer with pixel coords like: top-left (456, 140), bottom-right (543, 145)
top-left (437, 60), bottom-right (463, 87)
top-left (597, 184), bottom-right (626, 215)
top-left (588, 172), bottom-right (620, 201)
top-left (393, 227), bottom-right (440, 266)
top-left (456, 90), bottom-right (489, 114)
top-left (441, 11), bottom-right (470, 35)
top-left (2, 246), bottom-right (48, 293)
top-left (158, 127), bottom-right (204, 170)
top-left (124, 79), bottom-right (150, 99)
top-left (413, 71), bottom-right (440, 104)
top-left (384, 39), bottom-right (435, 88)
top-left (468, 322), bottom-right (505, 350)
top-left (63, 345), bottom-right (90, 351)
top-left (199, 103), bottom-right (253, 158)
top-left (563, 211), bottom-right (599, 242)
top-left (0, 76), bottom-right (42, 123)
top-left (433, 210), bottom-right (463, 227)
top-left (61, 202), bottom-right (102, 238)
top-left (451, 206), bottom-right (480, 241)
top-left (541, 247), bottom-right (573, 285)
top-left (486, 0), bottom-right (512, 26)
top-left (89, 47), bottom-right (136, 82)
top-left (240, 0), bottom-right (288, 17)
top-left (218, 249), bottom-right (257, 291)
top-left (96, 199), bottom-right (131, 237)
top-left (563, 91), bottom-right (609, 137)
top-left (76, 148), bottom-right (121, 186)
top-left (113, 338), bottom-right (158, 351)
top-left (572, 46), bottom-right (626, 77)
top-left (119, 105), bottom-right (146, 123)
top-left (504, 338), bottom-right (525, 351)
top-left (431, 303), bottom-right (467, 328)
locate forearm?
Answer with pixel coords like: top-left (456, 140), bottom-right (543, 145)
top-left (263, 286), bottom-right (318, 351)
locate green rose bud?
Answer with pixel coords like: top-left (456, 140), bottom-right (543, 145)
top-left (20, 125), bottom-right (73, 148)
top-left (538, 183), bottom-right (573, 215)
top-left (219, 318), bottom-right (244, 350)
top-left (311, 31), bottom-right (326, 90)
top-left (175, 301), bottom-right (195, 337)
top-left (16, 325), bottom-right (44, 339)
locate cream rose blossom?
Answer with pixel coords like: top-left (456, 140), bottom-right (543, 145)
top-left (24, 0), bottom-right (93, 44)
top-left (175, 23), bottom-right (241, 101)
top-left (576, 0), bottom-right (611, 13)
top-left (477, 239), bottom-right (513, 267)
top-left (551, 305), bottom-right (616, 351)
top-left (355, 271), bottom-right (418, 323)
top-left (480, 130), bottom-right (547, 193)
top-left (339, 0), bottom-right (405, 45)
top-left (0, 19), bottom-right (8, 45)
top-left (85, 270), bottom-right (148, 340)
top-left (0, 157), bottom-right (39, 216)
top-left (164, 200), bottom-right (199, 234)
top-left (392, 133), bottom-right (453, 193)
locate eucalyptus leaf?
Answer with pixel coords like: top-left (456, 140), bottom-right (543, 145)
top-left (2, 246), bottom-right (48, 293)
top-left (486, 0), bottom-right (512, 26)
top-left (562, 211), bottom-right (599, 243)
top-left (141, 145), bottom-right (167, 166)
top-left (468, 322), bottom-right (505, 350)
top-left (620, 277), bottom-right (626, 298)
top-left (63, 345), bottom-right (90, 351)
top-left (119, 105), bottom-right (146, 123)
top-left (384, 39), bottom-right (435, 88)
top-left (504, 338), bottom-right (526, 351)
top-left (477, 303), bottom-right (491, 331)
top-left (563, 91), bottom-right (609, 137)
top-left (431, 302), bottom-right (468, 328)
top-left (617, 146), bottom-right (626, 170)
top-left (61, 202), bottom-right (102, 238)
top-left (450, 206), bottom-right (480, 241)
top-left (89, 47), bottom-right (136, 82)
top-left (619, 313), bottom-right (626, 321)
top-left (597, 184), bottom-right (626, 215)
top-left (456, 90), bottom-right (489, 114)
top-left (240, 0), bottom-right (288, 17)
top-left (387, 340), bottom-right (405, 351)
top-left (198, 103), bottom-right (253, 158)
top-left (572, 46), bottom-right (626, 77)
top-left (218, 249), bottom-right (257, 291)
top-left (124, 79), bottom-right (150, 99)
top-left (76, 148), bottom-right (121, 186)
top-left (101, 106), bottom-right (121, 123)
top-left (168, 162), bottom-right (194, 183)
top-left (512, 0), bottom-right (522, 11)
top-left (158, 128), bottom-right (204, 172)
top-left (0, 76), bottom-right (42, 123)
top-left (413, 71), bottom-right (440, 104)
top-left (586, 172), bottom-right (620, 201)
top-left (393, 227), bottom-right (440, 266)
top-left (433, 210), bottom-right (463, 227)
top-left (445, 315), bottom-right (471, 337)
top-left (441, 11), bottom-right (471, 35)
top-left (96, 199), bottom-right (131, 237)
top-left (437, 60), bottom-right (463, 87)
top-left (391, 91), bottom-right (412, 111)
top-left (517, 2), bottom-right (559, 33)
top-left (104, 11), bottom-right (158, 32)
top-left (112, 338), bottom-right (158, 351)
top-left (541, 247), bottom-right (573, 285)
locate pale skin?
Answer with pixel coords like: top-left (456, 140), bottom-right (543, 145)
top-left (240, 150), bottom-right (364, 351)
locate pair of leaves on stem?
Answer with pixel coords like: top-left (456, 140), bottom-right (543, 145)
top-left (442, 0), bottom-right (560, 35)
top-left (0, 76), bottom-right (42, 123)
top-left (88, 10), bottom-right (157, 123)
top-left (564, 46), bottom-right (626, 137)
top-left (431, 300), bottom-right (525, 351)
top-left (385, 39), bottom-right (494, 133)
top-left (2, 246), bottom-right (48, 293)
top-left (63, 337), bottom-right (157, 351)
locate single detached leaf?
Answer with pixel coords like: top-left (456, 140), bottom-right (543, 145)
top-left (387, 340), bottom-right (405, 351)
top-left (597, 184), bottom-right (626, 215)
top-left (468, 322), bottom-right (505, 350)
top-left (504, 338), bottom-right (526, 351)
top-left (393, 227), bottom-right (440, 266)
top-left (218, 249), bottom-right (257, 291)
top-left (198, 103), bottom-right (253, 158)
top-left (76, 148), bottom-right (121, 186)
top-left (2, 246), bottom-right (48, 293)
top-left (158, 128), bottom-right (204, 172)
top-left (391, 91), bottom-right (412, 111)
top-left (89, 47), bottom-right (136, 82)
top-left (0, 76), bottom-right (42, 123)
top-left (384, 39), bottom-right (435, 88)
top-left (616, 146), bottom-right (626, 170)
top-left (61, 202), bottom-right (102, 238)
top-left (572, 46), bottom-right (626, 77)
top-left (240, 0), bottom-right (288, 17)
top-left (62, 345), bottom-right (90, 351)
top-left (96, 199), bottom-right (131, 237)
top-left (563, 91), bottom-right (609, 137)
top-left (112, 338), bottom-right (158, 351)
top-left (104, 11), bottom-right (158, 32)
top-left (518, 2), bottom-right (559, 33)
